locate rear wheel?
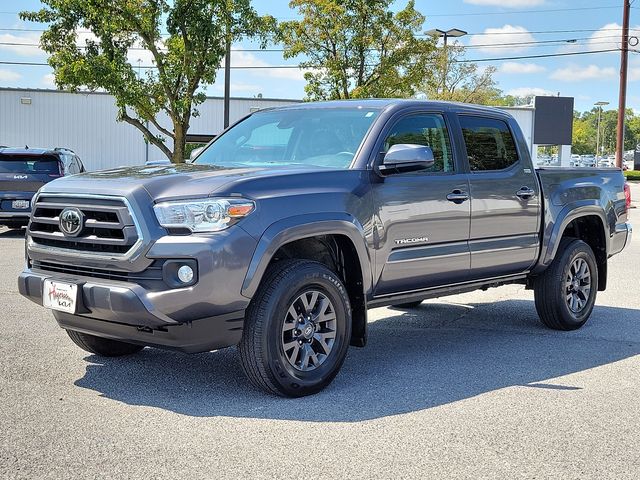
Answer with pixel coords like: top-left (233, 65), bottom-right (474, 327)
top-left (66, 330), bottom-right (144, 357)
top-left (239, 259), bottom-right (351, 397)
top-left (534, 238), bottom-right (598, 330)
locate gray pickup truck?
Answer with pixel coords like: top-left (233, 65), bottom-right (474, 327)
top-left (18, 100), bottom-right (632, 397)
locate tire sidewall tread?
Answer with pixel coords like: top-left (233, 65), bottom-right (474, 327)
top-left (239, 259), bottom-right (352, 397)
top-left (534, 238), bottom-right (598, 331)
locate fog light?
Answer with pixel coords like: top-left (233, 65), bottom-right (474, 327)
top-left (177, 265), bottom-right (194, 284)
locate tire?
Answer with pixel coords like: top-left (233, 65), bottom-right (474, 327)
top-left (239, 259), bottom-right (352, 397)
top-left (2, 222), bottom-right (26, 230)
top-left (534, 238), bottom-right (598, 331)
top-left (66, 330), bottom-right (144, 357)
top-left (391, 301), bottom-right (423, 309)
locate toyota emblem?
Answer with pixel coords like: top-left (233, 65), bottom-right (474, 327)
top-left (59, 208), bottom-right (84, 237)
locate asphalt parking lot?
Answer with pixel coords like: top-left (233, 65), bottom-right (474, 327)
top-left (1, 186), bottom-right (639, 480)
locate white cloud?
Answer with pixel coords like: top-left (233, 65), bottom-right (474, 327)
top-left (208, 81), bottom-right (263, 96)
top-left (550, 64), bottom-right (616, 82)
top-left (230, 49), bottom-right (308, 82)
top-left (464, 0), bottom-right (545, 6)
top-left (499, 62), bottom-right (546, 74)
top-left (0, 69), bottom-right (21, 82)
top-left (42, 73), bottom-right (56, 88)
top-left (561, 23), bottom-right (640, 54)
top-left (506, 87), bottom-right (555, 97)
top-left (468, 25), bottom-right (535, 53)
top-left (0, 32), bottom-right (44, 57)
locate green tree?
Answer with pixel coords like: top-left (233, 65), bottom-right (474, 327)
top-left (424, 43), bottom-right (502, 105)
top-left (279, 0), bottom-right (436, 100)
top-left (571, 112), bottom-right (596, 155)
top-left (22, 1), bottom-right (274, 163)
top-left (571, 108), bottom-right (639, 155)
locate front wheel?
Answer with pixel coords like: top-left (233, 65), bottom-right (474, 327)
top-left (534, 238), bottom-right (598, 330)
top-left (239, 260), bottom-right (352, 397)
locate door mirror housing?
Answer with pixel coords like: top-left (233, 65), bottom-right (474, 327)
top-left (379, 144), bottom-right (435, 174)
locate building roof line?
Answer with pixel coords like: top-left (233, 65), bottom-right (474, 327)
top-left (0, 87), bottom-right (302, 103)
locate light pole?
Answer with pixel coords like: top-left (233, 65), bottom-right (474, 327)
top-left (425, 28), bottom-right (467, 96)
top-left (595, 101), bottom-right (609, 159)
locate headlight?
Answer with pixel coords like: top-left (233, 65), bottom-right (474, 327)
top-left (153, 197), bottom-right (255, 233)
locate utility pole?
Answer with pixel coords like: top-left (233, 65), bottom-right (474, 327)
top-left (223, 39), bottom-right (231, 129)
top-left (615, 0), bottom-right (631, 168)
top-left (223, 2), bottom-right (231, 130)
top-left (595, 101), bottom-right (609, 159)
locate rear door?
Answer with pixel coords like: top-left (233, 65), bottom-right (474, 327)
top-left (457, 115), bottom-right (541, 278)
top-left (372, 111), bottom-right (471, 295)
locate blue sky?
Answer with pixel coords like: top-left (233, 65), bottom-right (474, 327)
top-left (0, 0), bottom-right (639, 112)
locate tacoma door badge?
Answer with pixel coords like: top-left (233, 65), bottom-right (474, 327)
top-left (395, 236), bottom-right (429, 245)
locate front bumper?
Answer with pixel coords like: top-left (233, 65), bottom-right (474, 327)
top-left (18, 270), bottom-right (245, 353)
top-left (19, 228), bottom-right (259, 353)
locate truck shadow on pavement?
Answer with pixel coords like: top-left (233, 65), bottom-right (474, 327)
top-left (74, 299), bottom-right (640, 422)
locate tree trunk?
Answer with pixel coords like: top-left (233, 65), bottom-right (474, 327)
top-left (172, 123), bottom-right (186, 164)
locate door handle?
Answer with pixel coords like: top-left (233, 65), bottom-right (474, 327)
top-left (447, 190), bottom-right (469, 204)
top-left (516, 187), bottom-right (535, 199)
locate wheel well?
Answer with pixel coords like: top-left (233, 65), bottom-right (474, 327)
top-left (561, 215), bottom-right (607, 291)
top-left (269, 235), bottom-right (367, 347)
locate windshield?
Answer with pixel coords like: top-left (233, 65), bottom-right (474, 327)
top-left (0, 155), bottom-right (60, 174)
top-left (195, 107), bottom-right (380, 169)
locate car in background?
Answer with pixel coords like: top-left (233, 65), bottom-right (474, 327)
top-left (0, 147), bottom-right (85, 229)
top-left (570, 154), bottom-right (581, 167)
top-left (598, 157), bottom-right (614, 168)
top-left (580, 154), bottom-right (596, 167)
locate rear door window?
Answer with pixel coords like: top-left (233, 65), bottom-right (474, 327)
top-left (459, 116), bottom-right (519, 171)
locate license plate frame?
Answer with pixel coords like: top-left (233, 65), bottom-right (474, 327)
top-left (42, 279), bottom-right (78, 314)
top-left (12, 199), bottom-right (30, 209)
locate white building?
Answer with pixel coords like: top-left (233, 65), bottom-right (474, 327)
top-left (0, 88), bottom-right (298, 171)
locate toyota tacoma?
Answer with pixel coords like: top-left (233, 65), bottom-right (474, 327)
top-left (18, 100), bottom-right (632, 396)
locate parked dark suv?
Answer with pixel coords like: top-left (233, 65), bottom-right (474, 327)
top-left (0, 147), bottom-right (85, 229)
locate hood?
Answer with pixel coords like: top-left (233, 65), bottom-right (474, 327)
top-left (38, 163), bottom-right (328, 201)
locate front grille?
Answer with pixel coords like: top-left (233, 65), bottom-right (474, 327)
top-left (29, 195), bottom-right (141, 255)
top-left (31, 260), bottom-right (166, 291)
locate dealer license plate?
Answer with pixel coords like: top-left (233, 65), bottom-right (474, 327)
top-left (43, 279), bottom-right (78, 314)
top-left (12, 200), bottom-right (30, 209)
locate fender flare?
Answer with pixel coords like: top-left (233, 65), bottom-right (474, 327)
top-left (534, 202), bottom-right (608, 273)
top-left (241, 213), bottom-right (373, 299)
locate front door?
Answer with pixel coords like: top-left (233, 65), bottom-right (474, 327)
top-left (372, 112), bottom-right (471, 296)
top-left (458, 114), bottom-right (541, 278)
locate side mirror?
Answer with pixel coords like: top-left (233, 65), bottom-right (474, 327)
top-left (189, 146), bottom-right (205, 163)
top-left (379, 144), bottom-right (435, 175)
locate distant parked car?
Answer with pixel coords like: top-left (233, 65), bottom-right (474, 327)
top-left (0, 147), bottom-right (85, 229)
top-left (598, 158), bottom-right (614, 168)
top-left (570, 154), bottom-right (581, 167)
top-left (580, 154), bottom-right (596, 167)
